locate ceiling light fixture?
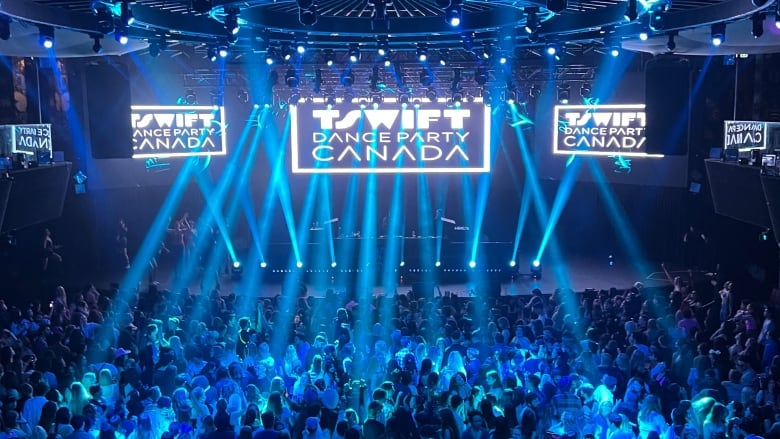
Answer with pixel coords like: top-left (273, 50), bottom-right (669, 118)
top-left (39, 25), bottom-right (55, 48)
top-left (114, 25), bottom-right (128, 45)
top-left (224, 8), bottom-right (240, 35)
top-left (445, 0), bottom-right (463, 26)
top-left (120, 0), bottom-right (134, 26)
top-left (711, 22), bottom-right (725, 46)
top-left (285, 68), bottom-right (300, 87)
top-left (752, 12), bottom-right (765, 38)
top-left (524, 8), bottom-right (540, 34)
top-left (377, 37), bottom-right (389, 56)
top-left (348, 44), bottom-right (361, 63)
top-left (91, 35), bottom-right (103, 54)
top-left (666, 32), bottom-right (676, 52)
top-left (557, 84), bottom-right (570, 104)
top-left (417, 43), bottom-right (428, 62)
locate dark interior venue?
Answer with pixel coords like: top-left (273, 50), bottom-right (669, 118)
top-left (0, 1), bottom-right (779, 439)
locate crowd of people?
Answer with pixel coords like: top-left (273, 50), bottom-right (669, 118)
top-left (0, 271), bottom-right (777, 439)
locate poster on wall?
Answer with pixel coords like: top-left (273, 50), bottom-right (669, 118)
top-left (290, 98), bottom-right (491, 174)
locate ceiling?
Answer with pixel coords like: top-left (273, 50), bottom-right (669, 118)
top-left (0, 0), bottom-right (776, 59)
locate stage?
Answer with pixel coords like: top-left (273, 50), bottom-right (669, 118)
top-left (132, 253), bottom-right (675, 298)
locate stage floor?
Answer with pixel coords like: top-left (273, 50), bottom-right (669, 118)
top-left (133, 255), bottom-right (674, 298)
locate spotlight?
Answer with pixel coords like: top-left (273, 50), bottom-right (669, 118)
top-left (299, 4), bottom-right (317, 26)
top-left (524, 8), bottom-right (540, 34)
top-left (498, 52), bottom-right (508, 64)
top-left (509, 260), bottom-right (517, 267)
top-left (260, 261), bottom-right (267, 268)
top-left (92, 35), bottom-right (103, 54)
top-left (398, 92), bottom-right (410, 104)
top-left (383, 58), bottom-right (391, 67)
top-left (417, 43), bottom-right (428, 62)
top-left (666, 32), bottom-right (676, 52)
top-left (475, 68), bottom-right (488, 85)
top-left (285, 68), bottom-right (299, 87)
top-left (435, 261), bottom-right (442, 267)
top-left (377, 37), bottom-right (389, 56)
top-left (547, 0), bottom-right (567, 13)
top-left (426, 87), bottom-right (437, 101)
top-left (231, 262), bottom-right (243, 278)
top-left (776, 5), bottom-right (780, 29)
top-left (451, 91), bottom-right (463, 105)
top-left (752, 13), bottom-right (765, 38)
top-left (348, 44), bottom-right (361, 63)
top-left (445, 0), bottom-right (463, 26)
top-left (331, 261), bottom-right (337, 268)
top-left (296, 261), bottom-right (303, 268)
top-left (281, 43), bottom-right (293, 61)
top-left (399, 261), bottom-right (405, 267)
top-left (296, 41), bottom-right (306, 54)
top-left (468, 260), bottom-right (476, 269)
top-left (120, 0), bottom-right (134, 26)
top-left (0, 15), bottom-right (10, 41)
top-left (580, 82), bottom-right (592, 98)
top-left (439, 49), bottom-right (449, 66)
top-left (711, 22), bottom-right (725, 46)
top-left (114, 26), bottom-right (128, 45)
top-left (371, 93), bottom-right (383, 105)
top-left (530, 260), bottom-right (542, 279)
top-left (480, 44), bottom-right (492, 59)
top-left (639, 31), bottom-right (649, 40)
top-left (38, 25), bottom-right (54, 48)
top-left (224, 8), bottom-right (240, 35)
top-left (218, 44), bottom-right (229, 58)
top-left (545, 42), bottom-right (559, 56)
top-left (265, 48), bottom-right (276, 65)
top-left (557, 84), bottom-right (570, 104)
top-left (208, 46), bottom-right (218, 62)
top-left (624, 0), bottom-right (638, 21)
top-left (323, 49), bottom-right (335, 66)
top-left (610, 46), bottom-right (620, 57)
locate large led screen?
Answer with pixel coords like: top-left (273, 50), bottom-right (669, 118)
top-left (131, 105), bottom-right (227, 159)
top-left (290, 99), bottom-right (491, 174)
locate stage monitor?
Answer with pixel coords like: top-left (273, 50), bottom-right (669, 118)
top-left (289, 98), bottom-right (491, 174)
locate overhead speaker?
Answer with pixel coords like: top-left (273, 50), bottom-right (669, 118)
top-left (645, 56), bottom-right (690, 156)
top-left (86, 64), bottom-right (133, 159)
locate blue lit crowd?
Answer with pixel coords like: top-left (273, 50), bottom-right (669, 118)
top-left (0, 276), bottom-right (778, 439)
